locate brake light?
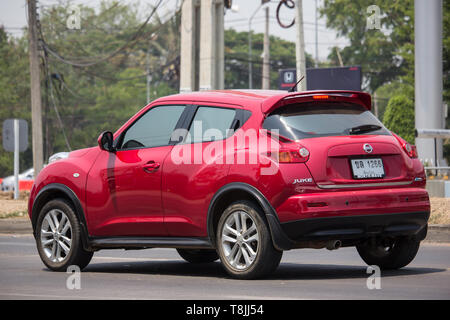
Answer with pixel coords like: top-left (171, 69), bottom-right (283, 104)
top-left (402, 142), bottom-right (418, 158)
top-left (392, 133), bottom-right (418, 158)
top-left (268, 145), bottom-right (310, 163)
top-left (313, 95), bottom-right (329, 100)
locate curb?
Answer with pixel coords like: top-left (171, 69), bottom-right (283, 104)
top-left (426, 224), bottom-right (450, 243)
top-left (0, 218), bottom-right (33, 235)
top-left (0, 219), bottom-right (449, 243)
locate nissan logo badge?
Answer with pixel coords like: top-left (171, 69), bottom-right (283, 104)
top-left (363, 143), bottom-right (373, 153)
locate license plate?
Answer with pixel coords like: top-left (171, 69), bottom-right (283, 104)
top-left (350, 158), bottom-right (385, 179)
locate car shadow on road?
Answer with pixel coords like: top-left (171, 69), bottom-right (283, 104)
top-left (80, 260), bottom-right (446, 280)
top-left (267, 263), bottom-right (445, 280)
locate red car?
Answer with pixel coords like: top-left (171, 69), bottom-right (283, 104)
top-left (28, 90), bottom-right (430, 279)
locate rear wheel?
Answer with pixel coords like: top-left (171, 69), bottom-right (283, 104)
top-left (216, 201), bottom-right (282, 279)
top-left (177, 249), bottom-right (219, 263)
top-left (35, 198), bottom-right (93, 271)
top-left (356, 238), bottom-right (420, 270)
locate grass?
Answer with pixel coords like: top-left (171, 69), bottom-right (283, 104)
top-left (0, 210), bottom-right (27, 219)
top-left (429, 198), bottom-right (450, 225)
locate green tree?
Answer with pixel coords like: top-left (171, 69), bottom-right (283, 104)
top-left (374, 81), bottom-right (414, 120)
top-left (320, 0), bottom-right (414, 92)
top-left (383, 94), bottom-right (415, 144)
top-left (0, 1), bottom-right (181, 177)
top-left (0, 28), bottom-right (32, 177)
top-left (36, 1), bottom-right (180, 154)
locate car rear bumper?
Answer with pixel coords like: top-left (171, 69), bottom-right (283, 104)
top-left (275, 187), bottom-right (430, 222)
top-left (268, 187), bottom-right (430, 249)
top-left (280, 211), bottom-right (429, 244)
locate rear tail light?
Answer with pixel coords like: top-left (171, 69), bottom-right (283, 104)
top-left (392, 133), bottom-right (418, 158)
top-left (268, 144), bottom-right (310, 163)
top-left (402, 142), bottom-right (418, 158)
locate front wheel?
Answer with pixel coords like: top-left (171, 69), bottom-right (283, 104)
top-left (356, 238), bottom-right (420, 270)
top-left (216, 201), bottom-right (282, 279)
top-left (35, 199), bottom-right (93, 271)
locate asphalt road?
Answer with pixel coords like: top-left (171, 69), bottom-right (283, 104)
top-left (0, 234), bottom-right (449, 300)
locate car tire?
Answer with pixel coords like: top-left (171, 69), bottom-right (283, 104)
top-left (356, 237), bottom-right (420, 270)
top-left (177, 249), bottom-right (219, 264)
top-left (35, 198), bottom-right (93, 272)
top-left (216, 201), bottom-right (282, 279)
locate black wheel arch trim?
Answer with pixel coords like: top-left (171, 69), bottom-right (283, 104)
top-left (207, 182), bottom-right (294, 251)
top-left (31, 183), bottom-right (92, 251)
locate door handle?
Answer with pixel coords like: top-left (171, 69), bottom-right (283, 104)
top-left (142, 161), bottom-right (160, 173)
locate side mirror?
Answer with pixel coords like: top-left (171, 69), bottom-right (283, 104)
top-left (97, 131), bottom-right (114, 152)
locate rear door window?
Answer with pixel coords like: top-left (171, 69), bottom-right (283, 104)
top-left (186, 106), bottom-right (237, 143)
top-left (263, 102), bottom-right (390, 140)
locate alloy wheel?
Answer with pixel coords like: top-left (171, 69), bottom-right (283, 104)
top-left (40, 209), bottom-right (72, 263)
top-left (221, 210), bottom-right (259, 270)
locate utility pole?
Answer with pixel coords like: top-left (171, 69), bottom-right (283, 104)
top-left (314, 0), bottom-right (318, 68)
top-left (146, 48), bottom-right (151, 103)
top-left (295, 0), bottom-right (307, 91)
top-left (262, 6), bottom-right (270, 90)
top-left (180, 0), bottom-right (224, 92)
top-left (27, 0), bottom-right (44, 177)
top-left (199, 0), bottom-right (224, 91)
top-left (415, 0), bottom-right (443, 164)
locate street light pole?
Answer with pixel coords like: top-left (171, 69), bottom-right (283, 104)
top-left (248, 4), bottom-right (263, 89)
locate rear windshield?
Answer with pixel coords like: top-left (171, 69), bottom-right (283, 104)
top-left (263, 102), bottom-right (390, 140)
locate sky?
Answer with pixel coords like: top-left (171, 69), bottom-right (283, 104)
top-left (0, 0), bottom-right (348, 61)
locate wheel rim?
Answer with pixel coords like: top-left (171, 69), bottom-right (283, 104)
top-left (40, 209), bottom-right (72, 263)
top-left (221, 210), bottom-right (259, 270)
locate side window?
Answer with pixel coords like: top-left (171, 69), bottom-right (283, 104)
top-left (120, 105), bottom-right (185, 149)
top-left (187, 107), bottom-right (237, 143)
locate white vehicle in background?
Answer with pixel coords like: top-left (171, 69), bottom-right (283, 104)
top-left (0, 168), bottom-right (34, 191)
top-left (48, 152), bottom-right (69, 164)
top-left (0, 152), bottom-right (69, 191)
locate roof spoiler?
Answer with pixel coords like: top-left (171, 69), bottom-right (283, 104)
top-left (262, 90), bottom-right (372, 114)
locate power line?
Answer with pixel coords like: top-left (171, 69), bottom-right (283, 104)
top-left (40, 0), bottom-right (164, 67)
top-left (42, 50), bottom-right (72, 151)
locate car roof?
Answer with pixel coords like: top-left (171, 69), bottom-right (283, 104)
top-left (152, 89), bottom-right (371, 113)
top-left (152, 90), bottom-right (284, 110)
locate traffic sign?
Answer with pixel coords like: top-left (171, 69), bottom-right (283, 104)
top-left (2, 119), bottom-right (28, 152)
top-left (278, 66), bottom-right (362, 91)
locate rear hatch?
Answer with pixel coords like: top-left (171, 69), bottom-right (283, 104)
top-left (263, 98), bottom-right (414, 189)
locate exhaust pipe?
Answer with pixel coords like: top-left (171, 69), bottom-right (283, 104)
top-left (326, 240), bottom-right (342, 250)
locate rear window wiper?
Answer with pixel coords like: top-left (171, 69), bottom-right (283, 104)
top-left (347, 124), bottom-right (382, 135)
